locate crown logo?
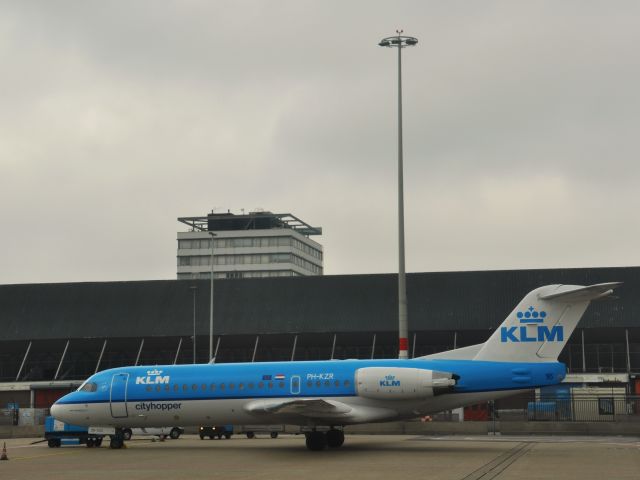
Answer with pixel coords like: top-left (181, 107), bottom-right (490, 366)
top-left (517, 306), bottom-right (546, 324)
top-left (147, 369), bottom-right (163, 376)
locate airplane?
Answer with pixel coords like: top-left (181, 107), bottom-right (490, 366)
top-left (51, 282), bottom-right (620, 450)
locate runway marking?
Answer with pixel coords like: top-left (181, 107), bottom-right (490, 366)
top-left (10, 450), bottom-right (80, 461)
top-left (460, 442), bottom-right (534, 480)
top-left (411, 435), bottom-right (640, 446)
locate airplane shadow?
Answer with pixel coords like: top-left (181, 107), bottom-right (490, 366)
top-left (140, 436), bottom-right (518, 456)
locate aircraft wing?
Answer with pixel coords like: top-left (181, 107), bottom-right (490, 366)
top-left (244, 398), bottom-right (352, 418)
top-left (244, 398), bottom-right (398, 423)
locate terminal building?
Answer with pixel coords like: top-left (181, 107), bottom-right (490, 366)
top-left (176, 211), bottom-right (323, 280)
top-left (1, 266), bottom-right (639, 410)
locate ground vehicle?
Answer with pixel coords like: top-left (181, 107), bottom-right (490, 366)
top-left (121, 427), bottom-right (183, 440)
top-left (199, 425), bottom-right (233, 439)
top-left (44, 416), bottom-right (103, 448)
top-left (239, 425), bottom-right (283, 438)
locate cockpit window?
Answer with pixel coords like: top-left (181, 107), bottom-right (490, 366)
top-left (79, 382), bottom-right (98, 392)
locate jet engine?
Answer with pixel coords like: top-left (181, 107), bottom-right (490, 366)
top-left (355, 367), bottom-right (456, 400)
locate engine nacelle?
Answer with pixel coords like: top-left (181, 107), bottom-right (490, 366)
top-left (355, 367), bottom-right (456, 400)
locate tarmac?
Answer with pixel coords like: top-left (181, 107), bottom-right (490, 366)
top-left (1, 434), bottom-right (640, 480)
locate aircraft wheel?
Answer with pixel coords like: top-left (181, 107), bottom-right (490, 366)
top-left (122, 429), bottom-right (132, 441)
top-left (305, 431), bottom-right (326, 451)
top-left (326, 429), bottom-right (344, 448)
top-left (169, 428), bottom-right (181, 439)
top-left (95, 438), bottom-right (103, 447)
top-left (86, 438), bottom-right (95, 448)
top-left (110, 436), bottom-right (124, 449)
top-left (48, 438), bottom-right (61, 448)
top-left (270, 432), bottom-right (278, 439)
top-left (246, 432), bottom-right (255, 439)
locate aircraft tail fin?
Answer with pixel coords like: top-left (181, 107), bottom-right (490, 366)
top-left (472, 282), bottom-right (622, 363)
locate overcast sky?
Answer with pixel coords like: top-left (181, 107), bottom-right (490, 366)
top-left (1, 1), bottom-right (639, 285)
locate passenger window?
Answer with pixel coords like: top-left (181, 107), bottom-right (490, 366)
top-left (229, 383), bottom-right (234, 390)
top-left (307, 381), bottom-right (313, 388)
top-left (239, 383), bottom-right (244, 390)
top-left (258, 382), bottom-right (264, 389)
top-left (173, 384), bottom-right (179, 392)
top-left (344, 380), bottom-right (350, 387)
top-left (182, 384), bottom-right (188, 391)
top-left (146, 386), bottom-right (152, 392)
top-left (192, 384), bottom-right (197, 391)
top-left (165, 385), bottom-right (170, 391)
top-left (268, 382), bottom-right (273, 389)
top-left (202, 384), bottom-right (207, 390)
top-left (324, 380), bottom-right (330, 387)
top-left (210, 384), bottom-right (216, 390)
top-left (248, 382), bottom-right (254, 389)
top-left (220, 383), bottom-right (225, 390)
top-left (156, 385), bottom-right (162, 392)
top-left (334, 380), bottom-right (340, 387)
top-left (278, 382), bottom-right (285, 388)
top-left (316, 381), bottom-right (321, 388)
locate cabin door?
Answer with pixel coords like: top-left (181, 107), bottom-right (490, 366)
top-left (110, 373), bottom-right (129, 418)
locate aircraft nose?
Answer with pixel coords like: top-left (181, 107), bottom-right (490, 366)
top-left (50, 396), bottom-right (73, 422)
top-left (50, 402), bottom-right (61, 419)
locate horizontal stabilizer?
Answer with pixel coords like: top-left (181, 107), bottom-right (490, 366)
top-left (538, 282), bottom-right (623, 302)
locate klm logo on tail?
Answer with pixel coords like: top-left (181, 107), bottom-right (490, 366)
top-left (500, 307), bottom-right (564, 343)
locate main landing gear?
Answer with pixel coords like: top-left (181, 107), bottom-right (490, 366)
top-left (305, 429), bottom-right (344, 451)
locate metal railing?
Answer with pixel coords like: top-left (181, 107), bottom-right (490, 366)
top-left (495, 396), bottom-right (640, 423)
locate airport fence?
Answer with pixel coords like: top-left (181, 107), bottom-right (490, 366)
top-left (492, 395), bottom-right (640, 423)
top-left (0, 408), bottom-right (48, 426)
top-left (0, 409), bottom-right (19, 426)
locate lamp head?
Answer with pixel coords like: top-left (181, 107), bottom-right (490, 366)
top-left (378, 34), bottom-right (418, 48)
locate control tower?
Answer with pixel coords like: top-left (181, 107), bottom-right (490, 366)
top-left (177, 210), bottom-right (323, 280)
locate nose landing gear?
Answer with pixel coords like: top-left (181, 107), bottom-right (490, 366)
top-left (109, 429), bottom-right (126, 449)
top-left (305, 428), bottom-right (345, 451)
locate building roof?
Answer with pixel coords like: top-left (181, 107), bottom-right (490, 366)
top-left (178, 211), bottom-right (322, 236)
top-left (0, 266), bottom-right (637, 342)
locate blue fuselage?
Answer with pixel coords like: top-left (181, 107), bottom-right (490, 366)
top-left (56, 358), bottom-right (565, 407)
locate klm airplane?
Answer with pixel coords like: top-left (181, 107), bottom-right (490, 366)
top-left (52, 282), bottom-right (620, 450)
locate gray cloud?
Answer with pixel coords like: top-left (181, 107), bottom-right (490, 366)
top-left (1, 1), bottom-right (639, 284)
